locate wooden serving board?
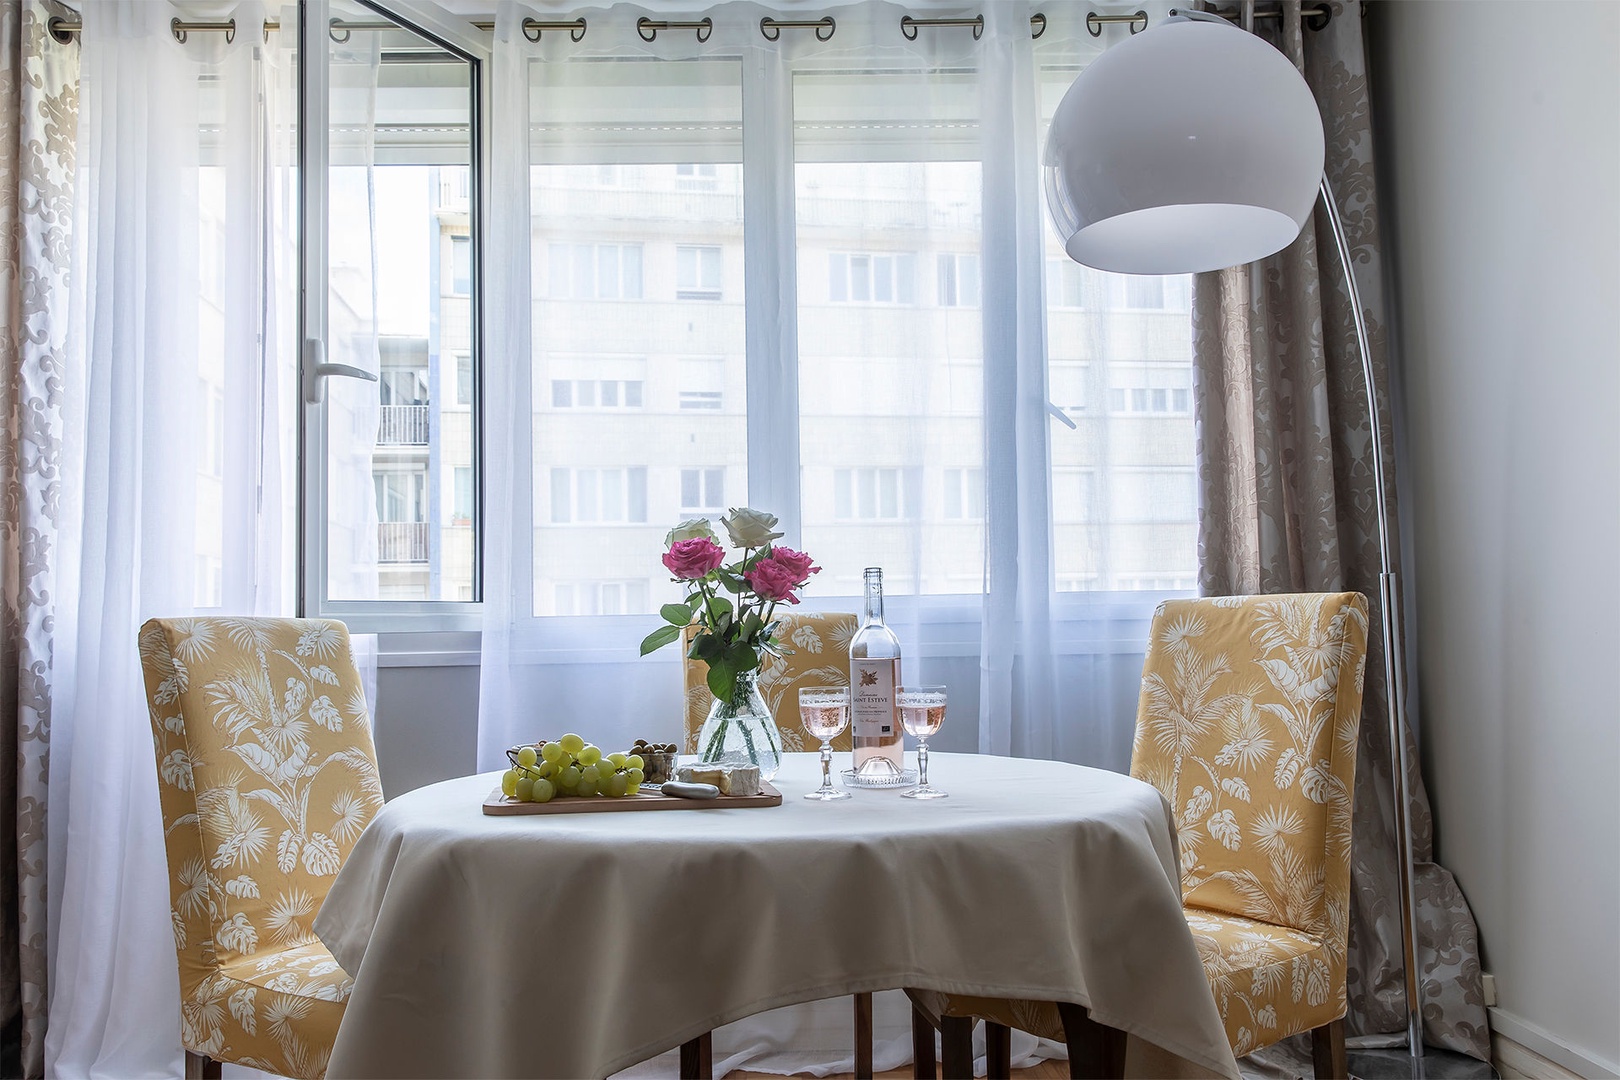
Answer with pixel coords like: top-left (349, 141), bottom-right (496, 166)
top-left (483, 780), bottom-right (782, 815)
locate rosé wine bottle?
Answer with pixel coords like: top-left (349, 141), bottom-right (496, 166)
top-left (849, 567), bottom-right (904, 780)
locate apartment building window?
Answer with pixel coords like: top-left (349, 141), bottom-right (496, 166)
top-left (1050, 361), bottom-right (1087, 415)
top-left (943, 468), bottom-right (984, 520)
top-left (1115, 573), bottom-right (1197, 591)
top-left (548, 241), bottom-right (644, 300)
top-left (676, 245), bottom-right (723, 300)
top-left (554, 580), bottom-right (650, 617)
top-left (455, 354), bottom-right (473, 405)
top-left (453, 467), bottom-right (473, 525)
top-left (552, 378), bottom-right (644, 409)
top-left (1052, 468), bottom-right (1095, 523)
top-left (1045, 259), bottom-right (1191, 313)
top-left (451, 235), bottom-right (471, 295)
top-left (834, 467), bottom-right (909, 520)
top-left (675, 162), bottom-right (718, 190)
top-left (1110, 468), bottom-right (1197, 523)
top-left (828, 252), bottom-right (916, 305)
top-left (937, 253), bottom-right (980, 307)
top-left (680, 468), bottom-right (725, 514)
top-left (1108, 364), bottom-right (1192, 415)
top-left (380, 367), bottom-right (429, 406)
top-left (678, 357), bottom-right (725, 410)
top-left (549, 467), bottom-right (649, 524)
top-left (200, 378), bottom-right (225, 478)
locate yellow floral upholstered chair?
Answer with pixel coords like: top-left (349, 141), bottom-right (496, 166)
top-left (140, 618), bottom-right (384, 1080)
top-left (681, 611), bottom-right (858, 754)
top-left (906, 593), bottom-right (1369, 1079)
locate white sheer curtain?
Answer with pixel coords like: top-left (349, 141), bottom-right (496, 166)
top-left (480, 1), bottom-right (1190, 1072)
top-left (44, 2), bottom-right (300, 1073)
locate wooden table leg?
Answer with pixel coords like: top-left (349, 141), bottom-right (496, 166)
top-left (1055, 1002), bottom-right (1126, 1080)
top-left (184, 1052), bottom-right (221, 1080)
top-left (984, 1021), bottom-right (1012, 1078)
top-left (911, 1002), bottom-right (937, 1079)
top-left (1311, 1017), bottom-right (1347, 1080)
top-left (939, 1015), bottom-right (974, 1080)
top-left (680, 1030), bottom-right (713, 1080)
top-left (855, 991), bottom-right (874, 1079)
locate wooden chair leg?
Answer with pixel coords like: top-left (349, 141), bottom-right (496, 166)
top-left (1055, 1002), bottom-right (1127, 1080)
top-left (984, 1020), bottom-right (1012, 1079)
top-left (680, 1030), bottom-right (713, 1080)
top-left (184, 1052), bottom-right (221, 1080)
top-left (1311, 1017), bottom-right (1347, 1080)
top-left (854, 991), bottom-right (874, 1079)
top-left (939, 1014), bottom-right (975, 1080)
top-left (911, 1002), bottom-right (937, 1079)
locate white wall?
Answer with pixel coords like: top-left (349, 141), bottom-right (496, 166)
top-left (1370, 2), bottom-right (1620, 1073)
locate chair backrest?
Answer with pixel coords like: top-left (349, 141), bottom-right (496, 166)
top-left (683, 612), bottom-right (858, 753)
top-left (140, 618), bottom-right (383, 991)
top-left (1130, 593), bottom-right (1367, 946)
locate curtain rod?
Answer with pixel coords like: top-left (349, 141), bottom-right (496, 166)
top-left (45, 4), bottom-right (1331, 46)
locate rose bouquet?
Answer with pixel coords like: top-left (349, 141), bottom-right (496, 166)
top-left (639, 508), bottom-right (820, 701)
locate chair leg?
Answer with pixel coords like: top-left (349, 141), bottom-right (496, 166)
top-left (911, 1002), bottom-right (937, 1079)
top-left (939, 1015), bottom-right (975, 1080)
top-left (854, 991), bottom-right (874, 1079)
top-left (984, 1020), bottom-right (1012, 1079)
top-left (184, 1052), bottom-right (221, 1080)
top-left (1311, 1017), bottom-right (1347, 1080)
top-left (680, 1031), bottom-right (713, 1080)
top-left (1055, 1002), bottom-right (1127, 1080)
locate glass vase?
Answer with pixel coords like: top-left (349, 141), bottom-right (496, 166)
top-left (696, 670), bottom-right (783, 781)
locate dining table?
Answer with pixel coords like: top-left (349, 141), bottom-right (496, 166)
top-left (313, 751), bottom-right (1240, 1079)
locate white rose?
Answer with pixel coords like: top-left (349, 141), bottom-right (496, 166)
top-left (721, 507), bottom-right (784, 548)
top-left (664, 518), bottom-right (718, 548)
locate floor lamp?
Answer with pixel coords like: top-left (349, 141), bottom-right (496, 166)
top-left (1042, 10), bottom-right (1426, 1076)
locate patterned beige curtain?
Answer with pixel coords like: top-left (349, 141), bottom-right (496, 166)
top-left (0, 1), bottom-right (74, 1075)
top-left (1191, 0), bottom-right (1490, 1061)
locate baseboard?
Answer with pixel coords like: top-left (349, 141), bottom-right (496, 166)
top-left (1490, 1007), bottom-right (1620, 1079)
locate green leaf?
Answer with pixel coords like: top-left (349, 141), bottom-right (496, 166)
top-left (705, 658), bottom-right (737, 700)
top-left (639, 624), bottom-right (682, 656)
top-left (661, 603), bottom-right (694, 627)
top-left (724, 641), bottom-right (761, 673)
top-left (690, 633), bottom-right (724, 662)
top-left (707, 595), bottom-right (734, 621)
top-left (716, 570), bottom-right (745, 594)
top-left (740, 612), bottom-right (763, 642)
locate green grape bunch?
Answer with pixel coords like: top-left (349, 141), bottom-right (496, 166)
top-left (502, 734), bottom-right (647, 803)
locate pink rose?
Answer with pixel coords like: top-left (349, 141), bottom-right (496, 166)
top-left (662, 538), bottom-right (725, 581)
top-left (745, 551), bottom-right (819, 604)
top-left (767, 546), bottom-right (820, 582)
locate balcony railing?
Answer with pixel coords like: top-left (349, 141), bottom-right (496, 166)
top-left (378, 404), bottom-right (430, 446)
top-left (378, 522), bottom-right (430, 564)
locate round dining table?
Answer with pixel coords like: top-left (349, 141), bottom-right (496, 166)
top-left (313, 751), bottom-right (1239, 1079)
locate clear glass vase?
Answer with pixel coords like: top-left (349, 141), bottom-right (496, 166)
top-left (696, 671), bottom-right (783, 781)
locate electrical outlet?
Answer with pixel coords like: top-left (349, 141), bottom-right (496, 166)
top-left (1482, 972), bottom-right (1498, 1007)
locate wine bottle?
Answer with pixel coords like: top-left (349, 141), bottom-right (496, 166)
top-left (850, 567), bottom-right (904, 779)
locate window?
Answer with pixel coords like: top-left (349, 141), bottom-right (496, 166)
top-left (834, 468), bottom-right (908, 521)
top-left (678, 357), bottom-right (725, 410)
top-left (1052, 468), bottom-right (1095, 524)
top-left (375, 469), bottom-right (428, 523)
top-left (1049, 361), bottom-right (1087, 415)
top-left (937, 253), bottom-right (980, 307)
top-left (549, 467), bottom-right (649, 524)
top-left (552, 379), bottom-right (644, 410)
top-left (200, 378), bottom-right (225, 478)
top-left (548, 242), bottom-right (644, 300)
top-left (380, 367), bottom-right (429, 406)
top-left (1046, 259), bottom-right (1192, 313)
top-left (453, 466), bottom-right (473, 524)
top-left (451, 235), bottom-right (471, 295)
top-left (676, 245), bottom-right (723, 300)
top-left (1109, 468), bottom-right (1197, 523)
top-left (553, 579), bottom-right (651, 616)
top-left (827, 252), bottom-right (917, 305)
top-left (1115, 573), bottom-right (1197, 591)
top-left (1108, 364), bottom-right (1193, 416)
top-left (680, 468), bottom-right (725, 514)
top-left (675, 162), bottom-right (718, 190)
top-left (455, 354), bottom-right (473, 405)
top-left (943, 468), bottom-right (984, 520)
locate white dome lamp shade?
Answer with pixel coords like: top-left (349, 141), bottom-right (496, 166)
top-left (1043, 11), bottom-right (1326, 275)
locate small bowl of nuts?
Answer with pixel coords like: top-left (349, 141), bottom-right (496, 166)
top-left (632, 740), bottom-right (679, 785)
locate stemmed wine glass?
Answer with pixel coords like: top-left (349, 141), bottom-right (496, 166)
top-left (799, 687), bottom-right (852, 801)
top-left (898, 686), bottom-right (948, 800)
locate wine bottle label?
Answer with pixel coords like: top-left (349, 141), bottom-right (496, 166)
top-left (851, 660), bottom-right (896, 740)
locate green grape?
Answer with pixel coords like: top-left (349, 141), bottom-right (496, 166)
top-left (501, 769), bottom-right (520, 797)
top-left (608, 752), bottom-right (628, 769)
top-left (605, 772), bottom-right (630, 797)
top-left (627, 780), bottom-right (641, 795)
top-left (559, 765), bottom-right (581, 790)
top-left (537, 760), bottom-right (558, 779)
top-left (625, 754), bottom-right (644, 771)
top-left (515, 776), bottom-right (535, 802)
top-left (531, 778), bottom-right (555, 803)
top-left (517, 745), bottom-right (538, 768)
top-left (576, 776), bottom-right (599, 797)
top-left (558, 733), bottom-right (585, 755)
top-left (540, 741), bottom-right (565, 764)
top-left (626, 767), bottom-right (644, 786)
top-left (577, 745), bottom-right (602, 767)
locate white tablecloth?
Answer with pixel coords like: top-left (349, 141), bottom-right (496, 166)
top-left (314, 752), bottom-right (1239, 1079)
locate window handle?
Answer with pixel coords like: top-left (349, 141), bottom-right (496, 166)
top-left (302, 339), bottom-right (378, 404)
top-left (1047, 401), bottom-right (1078, 430)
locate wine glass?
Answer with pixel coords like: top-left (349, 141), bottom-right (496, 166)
top-left (799, 687), bottom-right (852, 801)
top-left (898, 686), bottom-right (947, 800)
